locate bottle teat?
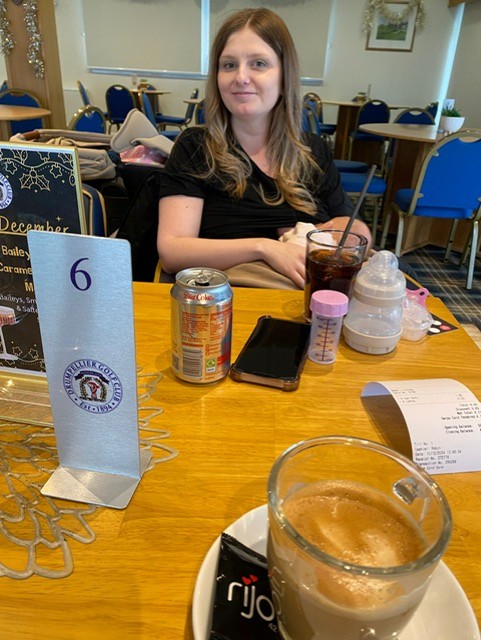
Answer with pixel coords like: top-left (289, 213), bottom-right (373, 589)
top-left (353, 250), bottom-right (406, 304)
top-left (343, 250), bottom-right (406, 354)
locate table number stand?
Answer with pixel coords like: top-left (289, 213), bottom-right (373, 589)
top-left (27, 231), bottom-right (152, 509)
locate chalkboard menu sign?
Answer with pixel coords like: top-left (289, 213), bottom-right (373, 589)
top-left (0, 142), bottom-right (86, 377)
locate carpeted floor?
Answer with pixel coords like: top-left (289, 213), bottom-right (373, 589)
top-left (401, 245), bottom-right (481, 329)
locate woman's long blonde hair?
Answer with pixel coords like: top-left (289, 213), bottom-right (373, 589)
top-left (202, 8), bottom-right (322, 216)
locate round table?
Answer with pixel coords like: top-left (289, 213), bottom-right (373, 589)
top-left (320, 99), bottom-right (410, 159)
top-left (0, 104), bottom-right (51, 141)
top-left (359, 123), bottom-right (444, 253)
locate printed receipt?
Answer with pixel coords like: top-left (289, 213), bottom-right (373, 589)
top-left (362, 378), bottom-right (481, 474)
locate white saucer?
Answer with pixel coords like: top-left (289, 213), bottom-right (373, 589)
top-left (192, 504), bottom-right (480, 640)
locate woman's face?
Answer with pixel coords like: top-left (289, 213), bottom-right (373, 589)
top-left (217, 27), bottom-right (282, 125)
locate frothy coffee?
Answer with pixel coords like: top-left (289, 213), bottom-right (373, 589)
top-left (286, 479), bottom-right (424, 564)
top-left (268, 480), bottom-right (429, 640)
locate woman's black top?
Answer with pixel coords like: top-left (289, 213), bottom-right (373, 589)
top-left (158, 126), bottom-right (351, 240)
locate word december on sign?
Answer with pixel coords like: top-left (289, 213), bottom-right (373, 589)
top-left (0, 142), bottom-right (86, 376)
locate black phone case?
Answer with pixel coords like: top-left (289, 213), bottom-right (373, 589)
top-left (230, 315), bottom-right (310, 391)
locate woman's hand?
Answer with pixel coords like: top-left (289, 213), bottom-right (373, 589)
top-left (260, 239), bottom-right (306, 289)
top-left (159, 196), bottom-right (306, 286)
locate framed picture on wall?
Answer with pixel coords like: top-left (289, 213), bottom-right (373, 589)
top-left (366, 2), bottom-right (418, 52)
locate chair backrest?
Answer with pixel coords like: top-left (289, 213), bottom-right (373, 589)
top-left (0, 88), bottom-right (43, 134)
top-left (140, 91), bottom-right (157, 128)
top-left (394, 108), bottom-right (434, 125)
top-left (68, 105), bottom-right (107, 133)
top-left (82, 183), bottom-right (107, 236)
top-left (302, 103), bottom-right (320, 136)
top-left (384, 109), bottom-right (434, 176)
top-left (407, 129), bottom-right (481, 218)
top-left (303, 92), bottom-right (323, 122)
top-left (77, 80), bottom-right (90, 106)
top-left (105, 85), bottom-right (135, 122)
top-left (183, 88), bottom-right (199, 125)
top-left (195, 99), bottom-right (205, 124)
top-left (141, 84), bottom-right (158, 114)
top-left (425, 101), bottom-right (439, 120)
top-left (356, 99), bottom-right (390, 127)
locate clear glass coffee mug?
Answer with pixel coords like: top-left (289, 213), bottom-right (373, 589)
top-left (267, 436), bottom-right (452, 640)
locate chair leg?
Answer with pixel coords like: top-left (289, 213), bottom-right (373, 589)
top-left (394, 215), bottom-right (404, 256)
top-left (380, 205), bottom-right (393, 248)
top-left (444, 220), bottom-right (459, 262)
top-left (466, 221), bottom-right (478, 290)
top-left (370, 199), bottom-right (380, 245)
top-left (460, 225), bottom-right (481, 266)
top-left (460, 235), bottom-right (471, 266)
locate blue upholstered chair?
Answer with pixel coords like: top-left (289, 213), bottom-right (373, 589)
top-left (82, 184), bottom-right (107, 236)
top-left (301, 105), bottom-right (368, 173)
top-left (0, 88), bottom-right (44, 134)
top-left (333, 159), bottom-right (369, 173)
top-left (302, 103), bottom-right (318, 135)
top-left (394, 108), bottom-right (435, 125)
top-left (303, 93), bottom-right (336, 143)
top-left (380, 129), bottom-right (481, 289)
top-left (194, 99), bottom-right (205, 124)
top-left (382, 108), bottom-right (435, 177)
top-left (348, 99), bottom-right (390, 160)
top-left (155, 88), bottom-right (199, 130)
top-left (339, 168), bottom-right (387, 244)
top-left (105, 84), bottom-right (136, 132)
top-left (425, 101), bottom-right (439, 120)
top-left (140, 92), bottom-right (178, 140)
top-left (68, 105), bottom-right (107, 133)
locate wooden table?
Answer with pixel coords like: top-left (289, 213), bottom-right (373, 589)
top-left (0, 104), bottom-right (51, 141)
top-left (360, 123), bottom-right (442, 252)
top-left (1, 283), bottom-right (480, 639)
top-left (133, 89), bottom-right (171, 111)
top-left (322, 99), bottom-right (408, 160)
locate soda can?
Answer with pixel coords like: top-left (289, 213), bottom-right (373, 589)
top-left (170, 268), bottom-right (233, 383)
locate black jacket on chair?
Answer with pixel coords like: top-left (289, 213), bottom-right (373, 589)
top-left (116, 166), bottom-right (163, 282)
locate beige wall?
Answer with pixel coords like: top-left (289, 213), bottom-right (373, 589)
top-left (448, 1), bottom-right (481, 127)
top-left (1, 0), bottom-right (477, 128)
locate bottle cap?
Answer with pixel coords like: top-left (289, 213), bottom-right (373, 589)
top-left (310, 290), bottom-right (349, 318)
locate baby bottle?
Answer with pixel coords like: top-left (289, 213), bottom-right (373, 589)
top-left (308, 290), bottom-right (349, 364)
top-left (343, 251), bottom-right (406, 354)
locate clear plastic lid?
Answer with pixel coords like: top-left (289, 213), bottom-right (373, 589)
top-left (353, 251), bottom-right (406, 302)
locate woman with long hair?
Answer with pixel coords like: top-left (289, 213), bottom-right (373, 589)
top-left (157, 8), bottom-right (371, 289)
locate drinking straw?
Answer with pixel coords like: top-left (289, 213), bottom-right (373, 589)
top-left (335, 164), bottom-right (377, 255)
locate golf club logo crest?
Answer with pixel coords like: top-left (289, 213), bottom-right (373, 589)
top-left (63, 359), bottom-right (122, 413)
top-left (0, 173), bottom-right (13, 209)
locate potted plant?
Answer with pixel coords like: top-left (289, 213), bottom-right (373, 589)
top-left (440, 107), bottom-right (465, 134)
